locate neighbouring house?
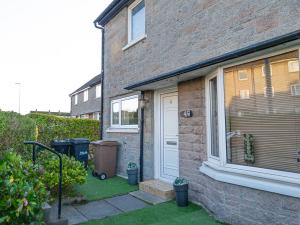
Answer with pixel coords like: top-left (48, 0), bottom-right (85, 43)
top-left (70, 74), bottom-right (102, 119)
top-left (30, 110), bottom-right (71, 117)
top-left (94, 1), bottom-right (300, 224)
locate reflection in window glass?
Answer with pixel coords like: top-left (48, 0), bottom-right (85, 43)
top-left (224, 51), bottom-right (300, 173)
top-left (121, 97), bottom-right (138, 125)
top-left (112, 102), bottom-right (119, 125)
top-left (131, 0), bottom-right (145, 41)
top-left (209, 77), bottom-right (219, 157)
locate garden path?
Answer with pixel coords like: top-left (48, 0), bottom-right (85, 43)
top-left (49, 194), bottom-right (149, 225)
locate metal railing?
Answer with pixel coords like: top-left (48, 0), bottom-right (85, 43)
top-left (24, 141), bottom-right (62, 219)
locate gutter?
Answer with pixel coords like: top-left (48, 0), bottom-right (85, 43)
top-left (139, 91), bottom-right (145, 182)
top-left (94, 22), bottom-right (105, 140)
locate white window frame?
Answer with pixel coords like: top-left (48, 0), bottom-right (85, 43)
top-left (238, 70), bottom-right (248, 80)
top-left (83, 90), bottom-right (89, 102)
top-left (288, 60), bottom-right (300, 73)
top-left (96, 85), bottom-right (101, 98)
top-left (74, 94), bottom-right (78, 105)
top-left (126, 0), bottom-right (146, 46)
top-left (201, 47), bottom-right (300, 198)
top-left (110, 95), bottom-right (139, 129)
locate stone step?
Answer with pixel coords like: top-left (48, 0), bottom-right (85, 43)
top-left (139, 180), bottom-right (175, 200)
top-left (130, 190), bottom-right (168, 205)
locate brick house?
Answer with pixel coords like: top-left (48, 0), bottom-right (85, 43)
top-left (94, 0), bottom-right (300, 224)
top-left (70, 74), bottom-right (102, 119)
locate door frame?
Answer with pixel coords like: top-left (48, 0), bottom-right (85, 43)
top-left (154, 86), bottom-right (178, 183)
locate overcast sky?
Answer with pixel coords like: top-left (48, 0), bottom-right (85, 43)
top-left (0, 0), bottom-right (112, 115)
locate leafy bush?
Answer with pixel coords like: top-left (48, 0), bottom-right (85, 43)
top-left (0, 151), bottom-right (48, 225)
top-left (38, 153), bottom-right (87, 194)
top-left (0, 111), bottom-right (36, 157)
top-left (173, 177), bottom-right (188, 186)
top-left (127, 162), bottom-right (137, 170)
top-left (28, 113), bottom-right (100, 146)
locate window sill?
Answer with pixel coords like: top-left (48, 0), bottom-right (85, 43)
top-left (106, 127), bottom-right (139, 133)
top-left (122, 35), bottom-right (147, 51)
top-left (199, 161), bottom-right (300, 198)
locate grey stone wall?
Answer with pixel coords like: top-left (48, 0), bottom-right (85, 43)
top-left (178, 78), bottom-right (300, 225)
top-left (70, 85), bottom-right (101, 116)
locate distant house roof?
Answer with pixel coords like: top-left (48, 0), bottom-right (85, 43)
top-left (94, 0), bottom-right (131, 26)
top-left (70, 74), bottom-right (102, 96)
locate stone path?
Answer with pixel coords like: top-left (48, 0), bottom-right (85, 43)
top-left (49, 194), bottom-right (149, 225)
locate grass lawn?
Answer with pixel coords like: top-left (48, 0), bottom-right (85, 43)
top-left (74, 170), bottom-right (138, 201)
top-left (78, 201), bottom-right (229, 225)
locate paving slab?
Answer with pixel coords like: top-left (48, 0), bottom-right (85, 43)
top-left (74, 200), bottom-right (122, 220)
top-left (49, 205), bottom-right (87, 225)
top-left (105, 194), bottom-right (149, 212)
top-left (130, 190), bottom-right (168, 205)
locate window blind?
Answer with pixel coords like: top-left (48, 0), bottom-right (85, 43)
top-left (224, 51), bottom-right (300, 173)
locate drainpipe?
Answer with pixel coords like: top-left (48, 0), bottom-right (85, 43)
top-left (139, 91), bottom-right (145, 182)
top-left (94, 22), bottom-right (105, 139)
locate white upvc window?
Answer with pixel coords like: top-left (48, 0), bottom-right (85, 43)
top-left (201, 48), bottom-right (300, 198)
top-left (128, 0), bottom-right (145, 43)
top-left (96, 84), bottom-right (101, 98)
top-left (83, 90), bottom-right (88, 102)
top-left (111, 95), bottom-right (139, 128)
top-left (74, 94), bottom-right (78, 105)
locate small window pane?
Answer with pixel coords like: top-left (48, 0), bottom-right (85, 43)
top-left (96, 85), bottom-right (101, 98)
top-left (84, 90), bottom-right (88, 102)
top-left (121, 97), bottom-right (138, 125)
top-left (75, 95), bottom-right (78, 105)
top-left (112, 102), bottom-right (120, 125)
top-left (131, 0), bottom-right (145, 41)
top-left (209, 77), bottom-right (219, 157)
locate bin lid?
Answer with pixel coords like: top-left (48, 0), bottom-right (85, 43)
top-left (90, 140), bottom-right (119, 146)
top-left (70, 138), bottom-right (90, 144)
top-left (51, 139), bottom-right (71, 146)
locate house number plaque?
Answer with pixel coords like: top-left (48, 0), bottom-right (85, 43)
top-left (180, 110), bottom-right (193, 118)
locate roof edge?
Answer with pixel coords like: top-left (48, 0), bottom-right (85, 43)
top-left (125, 29), bottom-right (300, 90)
top-left (94, 0), bottom-right (131, 26)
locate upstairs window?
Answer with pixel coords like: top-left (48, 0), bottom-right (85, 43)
top-left (84, 90), bottom-right (88, 102)
top-left (96, 85), bottom-right (101, 98)
top-left (111, 95), bottom-right (138, 128)
top-left (128, 0), bottom-right (145, 43)
top-left (74, 94), bottom-right (78, 105)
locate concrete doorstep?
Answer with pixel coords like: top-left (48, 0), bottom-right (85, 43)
top-left (46, 194), bottom-right (149, 225)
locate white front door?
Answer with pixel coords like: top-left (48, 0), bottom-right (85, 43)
top-left (159, 91), bottom-right (179, 182)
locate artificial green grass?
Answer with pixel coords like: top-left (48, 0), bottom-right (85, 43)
top-left (79, 201), bottom-right (229, 225)
top-left (74, 171), bottom-right (138, 201)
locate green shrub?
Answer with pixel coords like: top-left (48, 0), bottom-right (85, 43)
top-left (0, 151), bottom-right (48, 225)
top-left (38, 153), bottom-right (87, 194)
top-left (0, 111), bottom-right (36, 156)
top-left (28, 113), bottom-right (100, 146)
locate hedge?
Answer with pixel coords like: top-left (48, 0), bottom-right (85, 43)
top-left (28, 113), bottom-right (100, 145)
top-left (0, 111), bottom-right (36, 156)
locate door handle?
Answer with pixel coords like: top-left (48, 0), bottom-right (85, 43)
top-left (166, 141), bottom-right (177, 146)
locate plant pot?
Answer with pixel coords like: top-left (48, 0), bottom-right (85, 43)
top-left (173, 183), bottom-right (188, 207)
top-left (127, 168), bottom-right (138, 185)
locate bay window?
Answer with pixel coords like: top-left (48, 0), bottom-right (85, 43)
top-left (111, 95), bottom-right (138, 128)
top-left (202, 49), bottom-right (300, 197)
